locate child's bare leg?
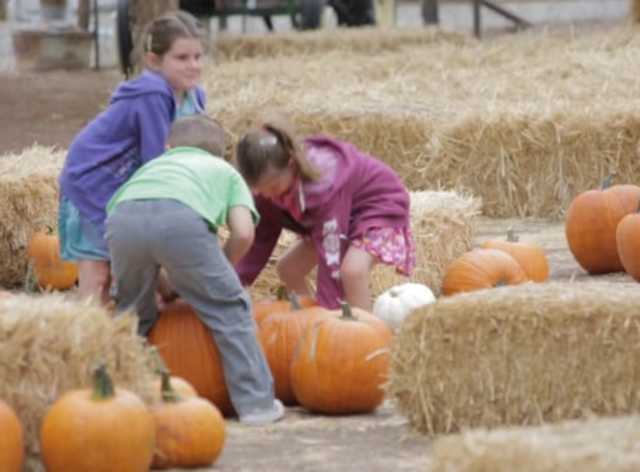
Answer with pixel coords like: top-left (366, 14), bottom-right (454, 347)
top-left (77, 259), bottom-right (111, 305)
top-left (340, 245), bottom-right (376, 311)
top-left (276, 238), bottom-right (317, 297)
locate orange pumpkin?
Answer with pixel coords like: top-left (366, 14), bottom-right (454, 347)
top-left (259, 303), bottom-right (331, 405)
top-left (253, 289), bottom-right (317, 326)
top-left (290, 303), bottom-right (393, 414)
top-left (481, 229), bottom-right (550, 282)
top-left (151, 372), bottom-right (226, 469)
top-left (565, 178), bottom-right (640, 274)
top-left (616, 205), bottom-right (640, 282)
top-left (148, 299), bottom-right (234, 415)
top-left (441, 248), bottom-right (529, 296)
top-left (27, 230), bottom-right (78, 290)
top-left (40, 364), bottom-right (155, 472)
top-left (0, 400), bottom-right (24, 472)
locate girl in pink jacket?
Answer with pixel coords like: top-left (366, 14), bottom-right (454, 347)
top-left (235, 119), bottom-right (415, 311)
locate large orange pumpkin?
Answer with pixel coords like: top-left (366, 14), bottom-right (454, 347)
top-left (40, 364), bottom-right (155, 472)
top-left (253, 290), bottom-right (317, 326)
top-left (441, 248), bottom-right (529, 296)
top-left (565, 179), bottom-right (640, 274)
top-left (148, 299), bottom-right (234, 415)
top-left (480, 229), bottom-right (550, 282)
top-left (616, 206), bottom-right (640, 282)
top-left (259, 303), bottom-right (331, 405)
top-left (0, 400), bottom-right (24, 472)
top-left (151, 372), bottom-right (226, 469)
top-left (27, 230), bottom-right (78, 290)
top-left (290, 303), bottom-right (393, 414)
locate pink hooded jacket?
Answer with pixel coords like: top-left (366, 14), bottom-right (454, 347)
top-left (235, 136), bottom-right (410, 309)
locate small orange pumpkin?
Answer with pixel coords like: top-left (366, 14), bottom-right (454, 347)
top-left (40, 364), bottom-right (155, 472)
top-left (481, 228), bottom-right (550, 282)
top-left (441, 248), bottom-right (529, 296)
top-left (253, 289), bottom-right (317, 326)
top-left (290, 303), bottom-right (393, 414)
top-left (148, 299), bottom-right (234, 415)
top-left (616, 204), bottom-right (640, 282)
top-left (151, 372), bottom-right (226, 469)
top-left (258, 300), bottom-right (331, 405)
top-left (565, 177), bottom-right (640, 274)
top-left (27, 229), bottom-right (78, 290)
top-left (0, 400), bottom-right (24, 472)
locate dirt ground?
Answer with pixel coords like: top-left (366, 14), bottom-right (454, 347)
top-left (2, 67), bottom-right (633, 472)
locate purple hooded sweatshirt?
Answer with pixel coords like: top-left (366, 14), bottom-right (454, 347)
top-left (58, 70), bottom-right (206, 232)
top-left (236, 136), bottom-right (410, 309)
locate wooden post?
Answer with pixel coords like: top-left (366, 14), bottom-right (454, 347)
top-left (374, 0), bottom-right (395, 28)
top-left (0, 0), bottom-right (7, 21)
top-left (77, 0), bottom-right (90, 30)
top-left (129, 0), bottom-right (179, 73)
top-left (633, 0), bottom-right (640, 22)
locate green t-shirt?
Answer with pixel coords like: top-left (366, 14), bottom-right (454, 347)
top-left (106, 146), bottom-right (258, 231)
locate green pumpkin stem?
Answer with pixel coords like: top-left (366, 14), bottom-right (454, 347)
top-left (160, 370), bottom-right (181, 403)
top-left (506, 228), bottom-right (519, 243)
top-left (339, 301), bottom-right (358, 321)
top-left (92, 364), bottom-right (115, 400)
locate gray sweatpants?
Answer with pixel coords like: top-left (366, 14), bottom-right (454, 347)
top-left (106, 199), bottom-right (274, 416)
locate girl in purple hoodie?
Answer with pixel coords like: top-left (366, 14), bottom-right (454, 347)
top-left (58, 11), bottom-right (207, 305)
top-left (235, 119), bottom-right (415, 311)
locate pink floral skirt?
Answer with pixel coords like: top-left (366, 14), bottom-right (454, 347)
top-left (352, 226), bottom-right (416, 276)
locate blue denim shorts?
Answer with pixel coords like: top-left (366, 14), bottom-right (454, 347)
top-left (58, 195), bottom-right (109, 261)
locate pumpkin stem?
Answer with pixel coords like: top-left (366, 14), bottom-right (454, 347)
top-left (275, 285), bottom-right (288, 301)
top-left (160, 369), bottom-right (181, 403)
top-left (92, 364), bottom-right (115, 400)
top-left (601, 174), bottom-right (614, 190)
top-left (289, 292), bottom-right (302, 310)
top-left (339, 301), bottom-right (358, 321)
top-left (506, 228), bottom-right (519, 243)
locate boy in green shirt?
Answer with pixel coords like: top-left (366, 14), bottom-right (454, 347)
top-left (106, 115), bottom-right (284, 425)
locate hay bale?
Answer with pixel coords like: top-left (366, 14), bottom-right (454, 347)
top-left (371, 190), bottom-right (481, 297)
top-left (206, 25), bottom-right (640, 218)
top-left (387, 281), bottom-right (640, 435)
top-left (0, 293), bottom-right (157, 465)
top-left (213, 26), bottom-right (470, 62)
top-left (429, 415), bottom-right (640, 472)
top-left (0, 146), bottom-right (65, 287)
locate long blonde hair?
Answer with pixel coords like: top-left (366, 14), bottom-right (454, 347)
top-left (236, 116), bottom-right (321, 186)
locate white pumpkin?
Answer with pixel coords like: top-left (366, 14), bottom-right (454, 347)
top-left (373, 283), bottom-right (436, 332)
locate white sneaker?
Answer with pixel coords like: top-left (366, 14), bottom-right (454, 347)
top-left (239, 399), bottom-right (285, 426)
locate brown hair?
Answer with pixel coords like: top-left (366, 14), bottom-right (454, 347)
top-left (168, 115), bottom-right (226, 157)
top-left (235, 116), bottom-right (321, 186)
top-left (142, 10), bottom-right (204, 57)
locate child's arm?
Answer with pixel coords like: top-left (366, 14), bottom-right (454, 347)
top-left (224, 206), bottom-right (255, 265)
top-left (234, 196), bottom-right (284, 286)
top-left (134, 94), bottom-right (173, 163)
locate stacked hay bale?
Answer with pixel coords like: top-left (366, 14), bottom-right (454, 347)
top-left (213, 26), bottom-right (470, 62)
top-left (429, 415), bottom-right (640, 472)
top-left (387, 282), bottom-right (640, 435)
top-left (0, 146), bottom-right (64, 287)
top-left (205, 26), bottom-right (640, 218)
top-left (0, 294), bottom-right (157, 468)
top-left (371, 190), bottom-right (481, 296)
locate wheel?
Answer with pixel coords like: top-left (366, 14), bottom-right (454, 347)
top-left (292, 0), bottom-right (325, 29)
top-left (422, 0), bottom-right (439, 24)
top-left (116, 0), bottom-right (134, 77)
top-left (328, 0), bottom-right (374, 26)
